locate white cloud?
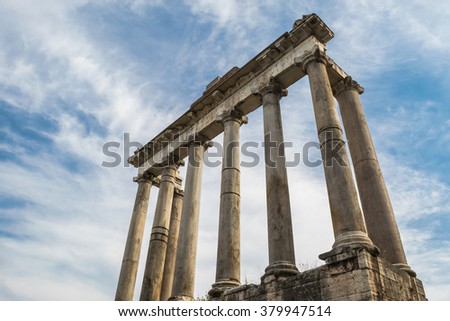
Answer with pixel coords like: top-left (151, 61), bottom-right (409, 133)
top-left (0, 0), bottom-right (449, 302)
top-left (0, 159), bottom-right (136, 300)
top-left (126, 0), bottom-right (166, 13)
top-left (383, 158), bottom-right (450, 222)
top-left (0, 0), bottom-right (172, 142)
top-left (185, 0), bottom-right (272, 31)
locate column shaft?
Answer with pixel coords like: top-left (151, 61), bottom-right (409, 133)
top-left (301, 49), bottom-right (376, 256)
top-left (334, 77), bottom-right (411, 272)
top-left (160, 189), bottom-right (184, 301)
top-left (171, 140), bottom-right (207, 301)
top-left (260, 80), bottom-right (298, 277)
top-left (115, 175), bottom-right (153, 301)
top-left (140, 165), bottom-right (177, 300)
top-left (212, 111), bottom-right (247, 293)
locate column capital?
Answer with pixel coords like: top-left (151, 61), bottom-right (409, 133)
top-left (296, 47), bottom-right (328, 73)
top-left (173, 187), bottom-right (184, 197)
top-left (187, 133), bottom-right (213, 149)
top-left (332, 76), bottom-right (364, 96)
top-left (174, 171), bottom-right (183, 191)
top-left (134, 172), bottom-right (158, 185)
top-left (256, 77), bottom-right (288, 100)
top-left (219, 109), bottom-right (248, 126)
top-left (158, 157), bottom-right (185, 170)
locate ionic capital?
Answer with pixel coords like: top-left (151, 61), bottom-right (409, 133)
top-left (187, 133), bottom-right (213, 150)
top-left (256, 77), bottom-right (288, 100)
top-left (332, 76), bottom-right (365, 96)
top-left (158, 157), bottom-right (185, 170)
top-left (134, 171), bottom-right (158, 185)
top-left (296, 47), bottom-right (328, 73)
top-left (173, 187), bottom-right (184, 197)
top-left (219, 109), bottom-right (248, 126)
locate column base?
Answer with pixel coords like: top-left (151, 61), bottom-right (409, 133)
top-left (392, 263), bottom-right (417, 277)
top-left (261, 261), bottom-right (299, 283)
top-left (168, 295), bottom-right (193, 301)
top-left (333, 230), bottom-right (376, 248)
top-left (209, 280), bottom-right (240, 299)
top-left (319, 231), bottom-right (379, 264)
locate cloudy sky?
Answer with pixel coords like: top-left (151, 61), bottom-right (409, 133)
top-left (0, 0), bottom-right (449, 301)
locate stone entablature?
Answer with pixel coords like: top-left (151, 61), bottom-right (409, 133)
top-left (128, 14), bottom-right (343, 175)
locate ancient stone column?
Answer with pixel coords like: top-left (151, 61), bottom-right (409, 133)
top-left (211, 110), bottom-right (248, 295)
top-left (115, 173), bottom-right (154, 301)
top-left (300, 49), bottom-right (377, 258)
top-left (259, 78), bottom-right (298, 277)
top-left (140, 164), bottom-right (178, 300)
top-left (160, 186), bottom-right (184, 301)
top-left (170, 138), bottom-right (210, 301)
top-left (333, 77), bottom-right (413, 274)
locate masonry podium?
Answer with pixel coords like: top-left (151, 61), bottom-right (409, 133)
top-left (115, 14), bottom-right (426, 301)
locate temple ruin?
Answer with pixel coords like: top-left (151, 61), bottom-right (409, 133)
top-left (115, 14), bottom-right (426, 301)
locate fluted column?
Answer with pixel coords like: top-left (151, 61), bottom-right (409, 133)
top-left (170, 138), bottom-right (210, 301)
top-left (160, 186), bottom-right (184, 301)
top-left (259, 78), bottom-right (298, 277)
top-left (115, 173), bottom-right (154, 301)
top-left (333, 77), bottom-right (413, 274)
top-left (140, 163), bottom-right (178, 300)
top-left (211, 110), bottom-right (248, 295)
top-left (300, 49), bottom-right (377, 260)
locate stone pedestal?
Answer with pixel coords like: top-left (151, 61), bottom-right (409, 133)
top-left (217, 249), bottom-right (427, 301)
top-left (115, 174), bottom-right (154, 301)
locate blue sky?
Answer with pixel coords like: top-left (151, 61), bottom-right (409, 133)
top-left (0, 0), bottom-right (449, 300)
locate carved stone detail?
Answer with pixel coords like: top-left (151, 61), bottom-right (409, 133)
top-left (186, 133), bottom-right (213, 150)
top-left (212, 89), bottom-right (224, 102)
top-left (219, 109), bottom-right (248, 126)
top-left (297, 47), bottom-right (328, 73)
top-left (257, 77), bottom-right (288, 100)
top-left (157, 158), bottom-right (185, 170)
top-left (292, 14), bottom-right (314, 29)
top-left (332, 76), bottom-right (365, 96)
top-left (134, 172), bottom-right (159, 186)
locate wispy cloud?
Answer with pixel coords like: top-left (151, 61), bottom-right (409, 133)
top-left (0, 0), bottom-right (449, 301)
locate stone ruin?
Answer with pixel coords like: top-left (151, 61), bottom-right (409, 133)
top-left (115, 14), bottom-right (427, 301)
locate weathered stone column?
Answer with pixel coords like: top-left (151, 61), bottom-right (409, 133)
top-left (210, 110), bottom-right (248, 296)
top-left (333, 77), bottom-right (413, 274)
top-left (160, 185), bottom-right (184, 301)
top-left (140, 164), bottom-right (178, 300)
top-left (170, 138), bottom-right (210, 301)
top-left (300, 49), bottom-right (377, 259)
top-left (115, 173), bottom-right (154, 301)
top-left (259, 78), bottom-right (298, 277)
